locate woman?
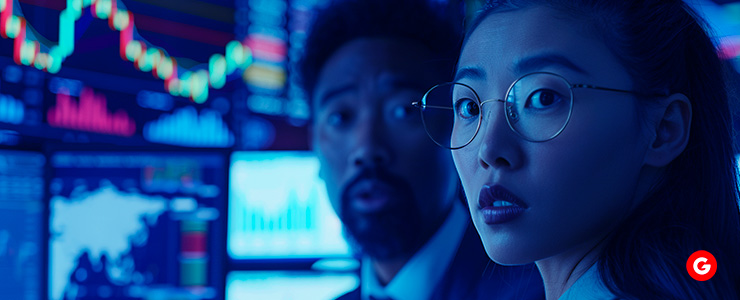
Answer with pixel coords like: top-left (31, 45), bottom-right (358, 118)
top-left (415, 0), bottom-right (740, 298)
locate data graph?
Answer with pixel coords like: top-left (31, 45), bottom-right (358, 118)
top-left (228, 151), bottom-right (351, 259)
top-left (0, 0), bottom-right (335, 150)
top-left (241, 0), bottom-right (287, 80)
top-left (180, 220), bottom-right (208, 288)
top-left (240, 186), bottom-right (319, 236)
top-left (0, 93), bottom-right (23, 124)
top-left (0, 0), bottom-right (252, 102)
top-left (47, 86), bottom-right (136, 136)
top-left (143, 106), bottom-right (234, 147)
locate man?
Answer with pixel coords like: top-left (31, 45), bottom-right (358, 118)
top-left (299, 0), bottom-right (544, 299)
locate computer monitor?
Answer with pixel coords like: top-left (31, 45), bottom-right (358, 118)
top-left (228, 151), bottom-right (351, 260)
top-left (0, 149), bottom-right (45, 300)
top-left (225, 270), bottom-right (358, 300)
top-left (48, 151), bottom-right (226, 300)
top-left (0, 0), bottom-right (329, 151)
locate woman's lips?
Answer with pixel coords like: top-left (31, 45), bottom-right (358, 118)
top-left (478, 185), bottom-right (527, 225)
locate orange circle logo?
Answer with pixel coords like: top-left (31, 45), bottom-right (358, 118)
top-left (686, 250), bottom-right (717, 281)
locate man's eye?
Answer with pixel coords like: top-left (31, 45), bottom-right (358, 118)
top-left (391, 104), bottom-right (416, 120)
top-left (326, 111), bottom-right (353, 127)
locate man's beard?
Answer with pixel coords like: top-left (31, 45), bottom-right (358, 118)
top-left (340, 167), bottom-right (426, 260)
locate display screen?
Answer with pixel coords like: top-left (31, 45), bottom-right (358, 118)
top-left (228, 151), bottom-right (351, 260)
top-left (48, 151), bottom-right (226, 300)
top-left (0, 0), bottom-right (331, 150)
top-left (0, 149), bottom-right (45, 300)
top-left (226, 270), bottom-right (358, 300)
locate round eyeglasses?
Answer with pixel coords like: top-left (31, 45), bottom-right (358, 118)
top-left (412, 72), bottom-right (667, 149)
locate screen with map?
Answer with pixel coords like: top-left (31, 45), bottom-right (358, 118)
top-left (47, 151), bottom-right (226, 300)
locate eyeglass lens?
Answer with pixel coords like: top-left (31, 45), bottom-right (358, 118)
top-left (420, 73), bottom-right (574, 148)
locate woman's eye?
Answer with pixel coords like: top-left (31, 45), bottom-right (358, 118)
top-left (525, 89), bottom-right (563, 109)
top-left (454, 98), bottom-right (480, 119)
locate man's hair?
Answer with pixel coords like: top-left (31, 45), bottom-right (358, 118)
top-left (298, 0), bottom-right (465, 106)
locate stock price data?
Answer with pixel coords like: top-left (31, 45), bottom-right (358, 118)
top-left (0, 0), bottom-right (244, 148)
top-left (0, 0), bottom-right (334, 150)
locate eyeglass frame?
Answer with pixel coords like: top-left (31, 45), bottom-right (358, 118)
top-left (411, 71), bottom-right (669, 150)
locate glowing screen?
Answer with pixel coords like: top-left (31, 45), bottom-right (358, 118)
top-left (0, 149), bottom-right (44, 300)
top-left (226, 271), bottom-right (358, 300)
top-left (228, 151), bottom-right (351, 259)
top-left (48, 151), bottom-right (226, 300)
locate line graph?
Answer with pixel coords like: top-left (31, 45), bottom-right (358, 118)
top-left (0, 0), bottom-right (253, 103)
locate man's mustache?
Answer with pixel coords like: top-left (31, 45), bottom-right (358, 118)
top-left (341, 167), bottom-right (407, 204)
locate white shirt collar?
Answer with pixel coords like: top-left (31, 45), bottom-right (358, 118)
top-left (360, 201), bottom-right (468, 300)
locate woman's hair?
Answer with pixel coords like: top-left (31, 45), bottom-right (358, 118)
top-left (469, 1), bottom-right (740, 298)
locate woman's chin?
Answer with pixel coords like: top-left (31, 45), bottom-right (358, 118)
top-left (481, 242), bottom-right (538, 266)
top-left (472, 219), bottom-right (537, 265)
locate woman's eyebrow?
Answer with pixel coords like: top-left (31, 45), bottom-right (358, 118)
top-left (454, 67), bottom-right (486, 82)
top-left (514, 53), bottom-right (588, 75)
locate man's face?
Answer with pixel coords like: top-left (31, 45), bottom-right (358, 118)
top-left (311, 37), bottom-right (458, 259)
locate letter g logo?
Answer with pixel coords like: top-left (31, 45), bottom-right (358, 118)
top-left (687, 250), bottom-right (717, 281)
top-left (693, 257), bottom-right (709, 275)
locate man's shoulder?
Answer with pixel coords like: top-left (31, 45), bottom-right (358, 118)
top-left (334, 223), bottom-right (545, 300)
top-left (335, 286), bottom-right (361, 300)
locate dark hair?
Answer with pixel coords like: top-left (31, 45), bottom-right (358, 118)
top-left (298, 0), bottom-right (465, 108)
top-left (470, 1), bottom-right (740, 298)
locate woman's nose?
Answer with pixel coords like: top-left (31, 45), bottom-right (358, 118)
top-left (474, 101), bottom-right (522, 170)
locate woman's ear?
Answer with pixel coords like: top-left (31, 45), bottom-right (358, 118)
top-left (644, 93), bottom-right (692, 167)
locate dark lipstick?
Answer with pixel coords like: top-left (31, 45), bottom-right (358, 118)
top-left (477, 185), bottom-right (527, 225)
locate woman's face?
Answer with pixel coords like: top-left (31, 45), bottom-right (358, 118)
top-left (455, 6), bottom-right (653, 265)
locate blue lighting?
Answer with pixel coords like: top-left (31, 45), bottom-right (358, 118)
top-left (0, 94), bottom-right (24, 124)
top-left (144, 107), bottom-right (234, 148)
top-left (228, 151), bottom-right (351, 259)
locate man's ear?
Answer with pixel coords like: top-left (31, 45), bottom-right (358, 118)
top-left (644, 93), bottom-right (692, 167)
top-left (307, 122), bottom-right (315, 151)
top-left (307, 123), bottom-right (327, 181)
